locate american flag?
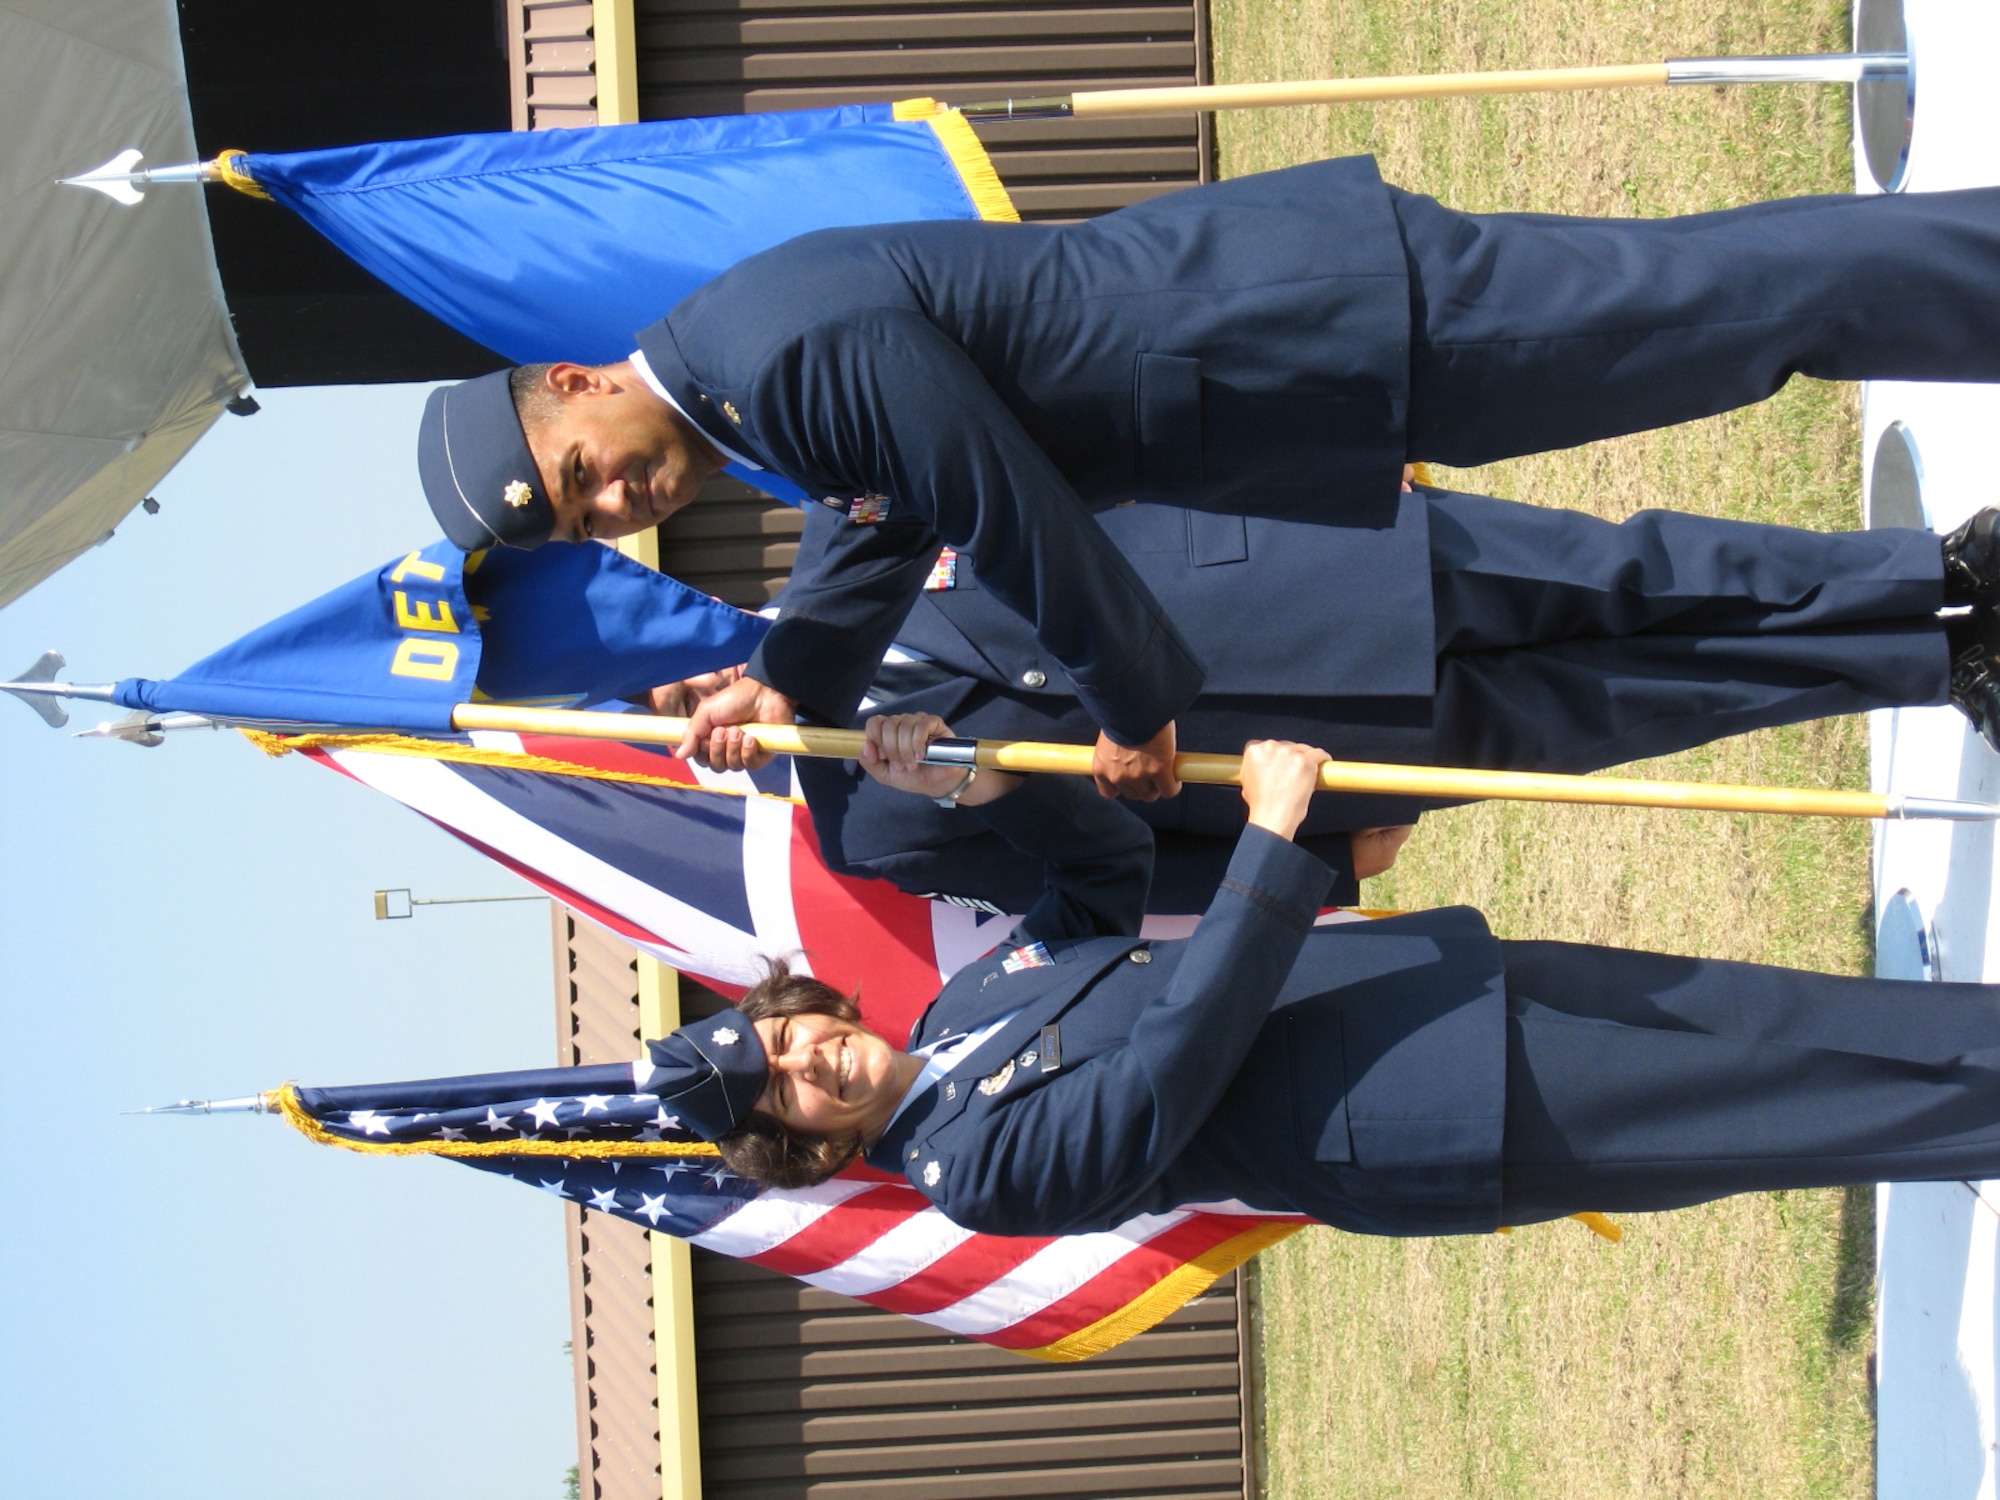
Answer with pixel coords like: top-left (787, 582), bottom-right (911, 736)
top-left (271, 723), bottom-right (1306, 1360)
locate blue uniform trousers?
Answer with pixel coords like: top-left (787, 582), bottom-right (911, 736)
top-left (1423, 490), bottom-right (1951, 773)
top-left (1395, 184), bottom-right (2000, 464)
top-left (1498, 940), bottom-right (2000, 1223)
top-left (920, 491), bottom-right (1951, 782)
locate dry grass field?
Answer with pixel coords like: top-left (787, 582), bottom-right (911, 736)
top-left (1206, 0), bottom-right (1878, 1493)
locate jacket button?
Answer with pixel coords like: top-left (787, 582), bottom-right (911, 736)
top-left (1022, 669), bottom-right (1047, 688)
top-left (1129, 948), bottom-right (1152, 964)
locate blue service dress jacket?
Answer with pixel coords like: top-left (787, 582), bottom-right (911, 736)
top-left (633, 155), bottom-right (1412, 746)
top-left (861, 775), bottom-right (1509, 1239)
top-left (637, 168), bottom-right (2000, 748)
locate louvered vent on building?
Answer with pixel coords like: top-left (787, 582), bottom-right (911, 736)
top-left (694, 1253), bottom-right (1252, 1499)
top-left (629, 0), bottom-right (1212, 221)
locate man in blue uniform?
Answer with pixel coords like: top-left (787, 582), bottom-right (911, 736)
top-left (414, 158), bottom-right (2000, 795)
top-left (686, 491), bottom-right (1992, 914)
top-left (635, 724), bottom-right (2000, 1239)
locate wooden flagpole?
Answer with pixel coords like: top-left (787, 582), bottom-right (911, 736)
top-left (448, 702), bottom-right (1996, 823)
top-left (949, 54), bottom-right (1907, 121)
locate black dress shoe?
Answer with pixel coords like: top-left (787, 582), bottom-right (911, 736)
top-left (1948, 612), bottom-right (2000, 754)
top-left (1943, 507), bottom-right (2000, 607)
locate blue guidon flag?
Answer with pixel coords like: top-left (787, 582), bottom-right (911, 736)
top-left (108, 539), bottom-right (768, 733)
top-left (225, 102), bottom-right (1018, 505)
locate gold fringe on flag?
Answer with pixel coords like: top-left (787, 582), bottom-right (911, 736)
top-left (237, 726), bottom-right (799, 803)
top-left (1025, 1205), bottom-right (1624, 1361)
top-left (892, 98), bottom-right (1021, 224)
top-left (273, 1084), bottom-right (723, 1160)
top-left (1494, 1211), bottom-right (1624, 1242)
top-left (1019, 1221), bottom-right (1305, 1363)
top-left (214, 149), bottom-right (271, 201)
top-left (1567, 1210), bottom-right (1623, 1242)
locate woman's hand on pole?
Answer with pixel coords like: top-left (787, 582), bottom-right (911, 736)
top-left (1239, 740), bottom-right (1331, 842)
top-left (859, 713), bottom-right (1023, 804)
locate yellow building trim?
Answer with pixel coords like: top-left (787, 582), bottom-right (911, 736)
top-left (636, 952), bottom-right (681, 1041)
top-left (584, 15), bottom-right (693, 1492)
top-left (638, 957), bottom-right (704, 1500)
top-left (592, 0), bottom-right (641, 126)
top-left (615, 529), bottom-right (660, 570)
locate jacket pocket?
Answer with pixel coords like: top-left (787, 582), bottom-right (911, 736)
top-left (1286, 1011), bottom-right (1353, 1162)
top-left (1134, 352), bottom-right (1204, 486)
top-left (1187, 511), bottom-right (1247, 566)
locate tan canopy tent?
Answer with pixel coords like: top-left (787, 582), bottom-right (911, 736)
top-left (0, 0), bottom-right (249, 610)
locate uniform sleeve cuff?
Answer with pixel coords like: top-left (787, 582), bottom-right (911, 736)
top-left (1069, 616), bottom-right (1207, 747)
top-left (746, 620), bottom-right (873, 724)
top-left (1220, 826), bottom-right (1335, 929)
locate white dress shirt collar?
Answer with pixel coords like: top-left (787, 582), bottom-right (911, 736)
top-left (882, 1009), bottom-right (1020, 1133)
top-left (629, 347), bottom-right (763, 471)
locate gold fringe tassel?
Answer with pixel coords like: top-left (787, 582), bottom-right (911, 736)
top-left (273, 1084), bottom-right (722, 1160)
top-left (237, 727), bottom-right (797, 803)
top-left (1016, 1221), bottom-right (1305, 1363)
top-left (1568, 1210), bottom-right (1622, 1242)
top-left (1494, 1211), bottom-right (1623, 1242)
top-left (891, 97), bottom-right (1020, 224)
top-left (214, 149), bottom-right (271, 201)
top-left (1409, 460), bottom-right (1437, 487)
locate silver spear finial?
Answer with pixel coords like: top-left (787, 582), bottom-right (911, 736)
top-left (59, 149), bottom-right (219, 206)
top-left (0, 651), bottom-right (119, 728)
top-left (72, 710), bottom-right (218, 747)
top-left (125, 1095), bottom-right (276, 1116)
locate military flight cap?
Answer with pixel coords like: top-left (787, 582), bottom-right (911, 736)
top-left (418, 368), bottom-right (557, 550)
top-left (638, 1009), bottom-right (770, 1141)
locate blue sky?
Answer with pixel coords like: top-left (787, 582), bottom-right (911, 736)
top-left (0, 386), bottom-right (575, 1498)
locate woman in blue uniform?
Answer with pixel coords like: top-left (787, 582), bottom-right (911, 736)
top-left (656, 715), bottom-right (2000, 1240)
